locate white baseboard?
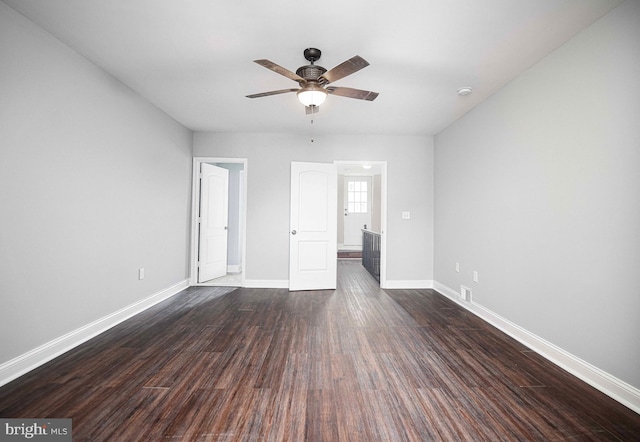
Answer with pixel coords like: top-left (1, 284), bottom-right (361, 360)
top-left (433, 281), bottom-right (640, 415)
top-left (383, 280), bottom-right (434, 289)
top-left (243, 279), bottom-right (289, 289)
top-left (338, 244), bottom-right (362, 251)
top-left (226, 265), bottom-right (242, 273)
top-left (0, 279), bottom-right (189, 388)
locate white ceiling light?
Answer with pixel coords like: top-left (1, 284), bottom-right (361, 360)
top-left (297, 83), bottom-right (327, 107)
top-left (457, 87), bottom-right (472, 96)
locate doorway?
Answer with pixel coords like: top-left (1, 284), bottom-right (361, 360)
top-left (335, 161), bottom-right (387, 287)
top-left (190, 157), bottom-right (247, 287)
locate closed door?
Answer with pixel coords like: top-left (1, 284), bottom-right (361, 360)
top-left (289, 162), bottom-right (337, 291)
top-left (198, 163), bottom-right (229, 283)
top-left (343, 176), bottom-right (372, 247)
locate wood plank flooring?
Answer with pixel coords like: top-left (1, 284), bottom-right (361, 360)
top-left (1, 260), bottom-right (639, 441)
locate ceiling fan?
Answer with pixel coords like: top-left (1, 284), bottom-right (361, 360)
top-left (246, 48), bottom-right (378, 113)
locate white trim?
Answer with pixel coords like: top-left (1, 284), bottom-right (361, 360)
top-left (433, 281), bottom-right (640, 415)
top-left (243, 279), bottom-right (289, 289)
top-left (226, 265), bottom-right (242, 273)
top-left (0, 279), bottom-right (189, 388)
top-left (384, 280), bottom-right (434, 289)
top-left (191, 157), bottom-right (248, 287)
top-left (338, 244), bottom-right (362, 251)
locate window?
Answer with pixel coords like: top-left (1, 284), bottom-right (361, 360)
top-left (347, 180), bottom-right (368, 213)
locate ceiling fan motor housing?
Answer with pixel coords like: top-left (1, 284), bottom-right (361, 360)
top-left (296, 65), bottom-right (327, 83)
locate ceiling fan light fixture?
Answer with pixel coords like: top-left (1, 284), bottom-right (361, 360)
top-left (297, 83), bottom-right (327, 107)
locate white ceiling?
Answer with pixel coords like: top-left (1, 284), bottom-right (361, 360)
top-left (3, 0), bottom-right (622, 136)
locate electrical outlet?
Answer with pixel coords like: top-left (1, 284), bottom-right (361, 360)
top-left (138, 268), bottom-right (145, 280)
top-left (455, 262), bottom-right (460, 273)
top-left (402, 211), bottom-right (411, 220)
top-left (473, 271), bottom-right (478, 283)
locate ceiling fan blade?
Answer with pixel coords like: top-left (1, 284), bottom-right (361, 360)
top-left (320, 56), bottom-right (369, 84)
top-left (253, 59), bottom-right (305, 83)
top-left (326, 86), bottom-right (379, 101)
top-left (246, 88), bottom-right (299, 99)
top-left (305, 105), bottom-right (320, 115)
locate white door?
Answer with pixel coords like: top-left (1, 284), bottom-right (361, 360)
top-left (343, 176), bottom-right (372, 247)
top-left (289, 162), bottom-right (337, 291)
top-left (198, 163), bottom-right (229, 283)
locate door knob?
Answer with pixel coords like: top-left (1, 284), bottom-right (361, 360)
top-left (291, 230), bottom-right (297, 235)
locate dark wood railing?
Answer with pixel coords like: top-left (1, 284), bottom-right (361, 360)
top-left (362, 229), bottom-right (381, 282)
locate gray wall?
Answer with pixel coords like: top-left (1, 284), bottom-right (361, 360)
top-left (194, 133), bottom-right (434, 283)
top-left (372, 174), bottom-right (382, 233)
top-left (434, 0), bottom-right (640, 389)
top-left (0, 3), bottom-right (193, 364)
top-left (337, 176), bottom-right (345, 244)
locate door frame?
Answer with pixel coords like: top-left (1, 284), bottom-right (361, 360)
top-left (335, 160), bottom-right (387, 288)
top-left (190, 157), bottom-right (248, 286)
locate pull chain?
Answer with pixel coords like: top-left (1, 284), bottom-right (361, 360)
top-left (309, 105), bottom-right (319, 142)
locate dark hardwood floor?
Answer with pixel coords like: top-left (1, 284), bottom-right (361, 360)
top-left (1, 260), bottom-right (639, 441)
top-left (337, 250), bottom-right (362, 259)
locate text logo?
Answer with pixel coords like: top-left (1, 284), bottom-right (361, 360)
top-left (0, 419), bottom-right (71, 441)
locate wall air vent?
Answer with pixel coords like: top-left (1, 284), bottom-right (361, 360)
top-left (461, 285), bottom-right (472, 302)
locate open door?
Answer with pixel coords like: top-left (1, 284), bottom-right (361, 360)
top-left (343, 176), bottom-right (372, 248)
top-left (198, 163), bottom-right (229, 283)
top-left (289, 162), bottom-right (337, 291)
